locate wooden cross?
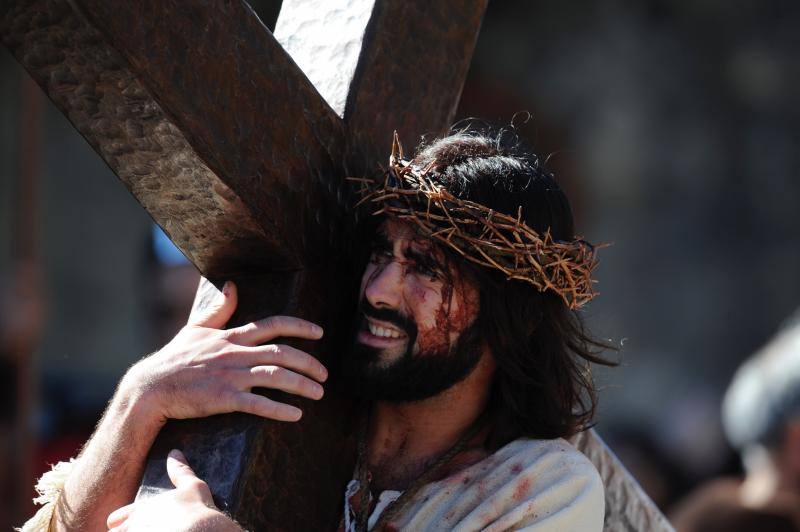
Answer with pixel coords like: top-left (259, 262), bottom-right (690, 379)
top-left (2, 1), bottom-right (672, 530)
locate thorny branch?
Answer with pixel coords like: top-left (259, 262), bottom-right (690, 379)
top-left (348, 134), bottom-right (604, 310)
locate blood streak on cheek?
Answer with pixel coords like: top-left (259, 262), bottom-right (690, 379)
top-left (417, 266), bottom-right (479, 355)
top-left (415, 275), bottom-right (454, 354)
top-left (443, 271), bottom-right (478, 332)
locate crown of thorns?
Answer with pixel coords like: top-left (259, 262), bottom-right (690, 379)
top-left (348, 133), bottom-right (602, 309)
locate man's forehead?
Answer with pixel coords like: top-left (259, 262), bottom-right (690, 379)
top-left (377, 219), bottom-right (433, 249)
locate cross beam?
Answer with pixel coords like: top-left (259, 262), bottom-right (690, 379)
top-left (2, 0), bottom-right (486, 529)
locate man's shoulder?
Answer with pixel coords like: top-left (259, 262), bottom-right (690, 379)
top-left (401, 437), bottom-right (605, 531)
top-left (474, 436), bottom-right (604, 497)
top-left (463, 437), bottom-right (604, 529)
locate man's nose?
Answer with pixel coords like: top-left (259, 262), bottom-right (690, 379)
top-left (364, 261), bottom-right (404, 309)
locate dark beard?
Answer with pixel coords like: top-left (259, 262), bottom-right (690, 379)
top-left (339, 299), bottom-right (484, 402)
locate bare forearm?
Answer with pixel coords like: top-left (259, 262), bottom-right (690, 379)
top-left (54, 378), bottom-right (164, 531)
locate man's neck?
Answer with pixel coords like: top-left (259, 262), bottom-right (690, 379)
top-left (365, 351), bottom-right (495, 491)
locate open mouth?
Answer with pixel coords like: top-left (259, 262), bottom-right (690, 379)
top-left (367, 320), bottom-right (405, 339)
top-left (357, 316), bottom-right (408, 346)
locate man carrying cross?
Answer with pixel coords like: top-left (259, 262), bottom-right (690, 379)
top-left (24, 127), bottom-right (610, 531)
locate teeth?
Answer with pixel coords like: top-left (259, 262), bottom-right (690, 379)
top-left (368, 322), bottom-right (402, 338)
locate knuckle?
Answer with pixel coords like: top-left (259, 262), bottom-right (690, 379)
top-left (186, 478), bottom-right (207, 491)
top-left (268, 365), bottom-right (287, 380)
top-left (198, 483), bottom-right (213, 499)
top-left (304, 353), bottom-right (321, 370)
top-left (268, 344), bottom-right (283, 360)
top-left (298, 377), bottom-right (315, 394)
top-left (289, 372), bottom-right (305, 389)
top-left (303, 354), bottom-right (325, 377)
top-left (210, 345), bottom-right (235, 362)
top-left (284, 346), bottom-right (308, 366)
top-left (263, 316), bottom-right (282, 330)
top-left (245, 395), bottom-right (276, 417)
top-left (258, 402), bottom-right (277, 417)
top-left (234, 393), bottom-right (255, 412)
top-left (227, 323), bottom-right (253, 341)
top-left (251, 365), bottom-right (280, 381)
top-left (219, 327), bottom-right (238, 341)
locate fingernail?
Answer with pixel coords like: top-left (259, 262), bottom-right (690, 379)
top-left (222, 281), bottom-right (232, 296)
top-left (168, 449), bottom-right (184, 459)
top-left (313, 324), bottom-right (323, 336)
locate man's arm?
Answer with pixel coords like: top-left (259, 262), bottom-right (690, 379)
top-left (53, 374), bottom-right (166, 531)
top-left (48, 281), bottom-right (328, 531)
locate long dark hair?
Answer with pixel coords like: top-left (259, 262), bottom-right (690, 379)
top-left (411, 125), bottom-right (616, 445)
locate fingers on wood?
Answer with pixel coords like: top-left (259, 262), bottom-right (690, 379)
top-left (233, 392), bottom-right (303, 422)
top-left (244, 344), bottom-right (328, 382)
top-left (228, 315), bottom-right (323, 345)
top-left (167, 449), bottom-right (197, 486)
top-left (243, 365), bottom-right (324, 401)
top-left (188, 281), bottom-right (237, 329)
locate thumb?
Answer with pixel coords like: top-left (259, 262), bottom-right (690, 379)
top-left (166, 449), bottom-right (202, 489)
top-left (167, 449), bottom-right (215, 506)
top-left (188, 280), bottom-right (237, 329)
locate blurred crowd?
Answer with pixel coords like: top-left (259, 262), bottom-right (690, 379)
top-left (671, 312), bottom-right (800, 530)
top-left (0, 229), bottom-right (199, 528)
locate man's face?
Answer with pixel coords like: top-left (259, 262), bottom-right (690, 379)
top-left (341, 219), bottom-right (483, 401)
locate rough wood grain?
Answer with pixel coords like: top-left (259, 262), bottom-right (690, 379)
top-left (0, 0), bottom-right (270, 278)
top-left (2, 1), bottom-right (360, 529)
top-left (275, 0), bottom-right (489, 173)
top-left (573, 429), bottom-right (675, 532)
top-left (76, 0), bottom-right (353, 268)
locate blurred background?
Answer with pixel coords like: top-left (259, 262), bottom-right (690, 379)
top-left (2, 0), bottom-right (800, 528)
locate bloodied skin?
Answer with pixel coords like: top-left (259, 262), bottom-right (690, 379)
top-left (358, 218), bottom-right (480, 362)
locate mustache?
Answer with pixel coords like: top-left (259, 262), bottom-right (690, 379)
top-left (358, 298), bottom-right (418, 338)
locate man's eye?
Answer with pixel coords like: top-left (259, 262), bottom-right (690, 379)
top-left (369, 247), bottom-right (394, 263)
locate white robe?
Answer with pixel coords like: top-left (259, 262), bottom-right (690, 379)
top-left (343, 438), bottom-right (605, 531)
